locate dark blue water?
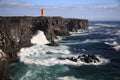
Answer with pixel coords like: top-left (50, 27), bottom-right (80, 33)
top-left (60, 21), bottom-right (120, 80)
top-left (10, 21), bottom-right (120, 80)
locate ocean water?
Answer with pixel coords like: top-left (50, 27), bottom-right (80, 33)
top-left (10, 21), bottom-right (120, 80)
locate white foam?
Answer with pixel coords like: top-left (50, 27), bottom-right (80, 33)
top-left (104, 41), bottom-right (118, 46)
top-left (70, 30), bottom-right (89, 36)
top-left (113, 45), bottom-right (120, 51)
top-left (81, 39), bottom-right (99, 43)
top-left (88, 26), bottom-right (97, 30)
top-left (58, 76), bottom-right (85, 80)
top-left (61, 39), bottom-right (100, 45)
top-left (18, 44), bottom-right (71, 65)
top-left (94, 23), bottom-right (117, 27)
top-left (104, 41), bottom-right (120, 51)
top-left (31, 30), bottom-right (50, 45)
top-left (114, 30), bottom-right (120, 35)
top-left (54, 36), bottom-right (63, 42)
top-left (19, 47), bottom-right (110, 66)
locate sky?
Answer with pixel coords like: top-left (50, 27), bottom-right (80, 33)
top-left (0, 0), bottom-right (120, 21)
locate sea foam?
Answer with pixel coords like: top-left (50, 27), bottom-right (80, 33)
top-left (58, 76), bottom-right (85, 80)
top-left (31, 30), bottom-right (49, 45)
top-left (18, 46), bottom-right (109, 66)
top-left (104, 41), bottom-right (120, 51)
top-left (104, 41), bottom-right (118, 46)
top-left (113, 45), bottom-right (120, 51)
top-left (94, 23), bottom-right (117, 27)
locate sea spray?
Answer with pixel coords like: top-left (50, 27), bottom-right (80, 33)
top-left (18, 44), bottom-right (71, 65)
top-left (31, 30), bottom-right (49, 45)
top-left (18, 45), bottom-right (109, 66)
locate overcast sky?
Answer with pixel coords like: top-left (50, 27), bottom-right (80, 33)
top-left (0, 0), bottom-right (120, 21)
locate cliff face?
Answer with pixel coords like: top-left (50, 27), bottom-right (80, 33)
top-left (32, 16), bottom-right (88, 41)
top-left (0, 17), bottom-right (32, 61)
top-left (0, 16), bottom-right (88, 59)
top-left (0, 49), bottom-right (10, 80)
top-left (65, 18), bottom-right (88, 32)
top-left (0, 16), bottom-right (88, 80)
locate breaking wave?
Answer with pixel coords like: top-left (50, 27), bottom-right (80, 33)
top-left (94, 23), bottom-right (117, 27)
top-left (113, 45), bottom-right (120, 51)
top-left (104, 41), bottom-right (118, 46)
top-left (18, 45), bottom-right (109, 66)
top-left (104, 41), bottom-right (120, 51)
top-left (31, 30), bottom-right (50, 45)
top-left (58, 76), bottom-right (85, 80)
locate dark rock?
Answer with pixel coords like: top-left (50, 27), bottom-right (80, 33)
top-left (81, 54), bottom-right (87, 58)
top-left (66, 57), bottom-right (77, 62)
top-left (57, 57), bottom-right (66, 60)
top-left (84, 57), bottom-right (93, 63)
top-left (0, 49), bottom-right (10, 80)
top-left (57, 54), bottom-right (101, 63)
top-left (46, 51), bottom-right (53, 54)
top-left (78, 55), bottom-right (81, 59)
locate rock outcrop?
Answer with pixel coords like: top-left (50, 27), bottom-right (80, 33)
top-left (0, 17), bottom-right (32, 62)
top-left (0, 49), bottom-right (10, 80)
top-left (57, 54), bottom-right (100, 63)
top-left (0, 16), bottom-right (88, 60)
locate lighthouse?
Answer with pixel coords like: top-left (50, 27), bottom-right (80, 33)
top-left (41, 8), bottom-right (45, 16)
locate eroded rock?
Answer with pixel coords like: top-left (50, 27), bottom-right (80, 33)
top-left (0, 49), bottom-right (10, 80)
top-left (57, 54), bottom-right (101, 63)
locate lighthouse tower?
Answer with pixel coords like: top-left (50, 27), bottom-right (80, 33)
top-left (41, 8), bottom-right (45, 16)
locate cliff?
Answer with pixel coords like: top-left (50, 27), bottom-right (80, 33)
top-left (0, 49), bottom-right (10, 80)
top-left (0, 16), bottom-right (88, 80)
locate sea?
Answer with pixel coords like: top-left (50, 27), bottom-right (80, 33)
top-left (10, 21), bottom-right (120, 80)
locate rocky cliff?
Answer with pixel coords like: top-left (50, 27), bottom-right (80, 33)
top-left (0, 49), bottom-right (10, 80)
top-left (0, 16), bottom-right (88, 80)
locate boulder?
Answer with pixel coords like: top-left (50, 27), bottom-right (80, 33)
top-left (67, 57), bottom-right (77, 62)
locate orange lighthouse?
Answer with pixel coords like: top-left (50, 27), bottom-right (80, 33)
top-left (41, 8), bottom-right (45, 16)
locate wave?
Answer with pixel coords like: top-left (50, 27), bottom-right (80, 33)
top-left (81, 39), bottom-right (99, 44)
top-left (113, 45), bottom-right (120, 51)
top-left (19, 70), bottom-right (32, 80)
top-left (88, 26), bottom-right (100, 30)
top-left (70, 30), bottom-right (89, 36)
top-left (104, 41), bottom-right (120, 51)
top-left (94, 23), bottom-right (117, 27)
top-left (104, 41), bottom-right (118, 46)
top-left (114, 30), bottom-right (120, 36)
top-left (54, 36), bottom-right (63, 42)
top-left (31, 30), bottom-right (50, 45)
top-left (58, 76), bottom-right (85, 80)
top-left (18, 44), bottom-right (70, 65)
top-left (61, 39), bottom-right (99, 45)
top-left (19, 46), bottom-right (110, 66)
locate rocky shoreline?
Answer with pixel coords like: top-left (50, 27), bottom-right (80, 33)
top-left (57, 54), bottom-right (101, 63)
top-left (0, 16), bottom-right (88, 80)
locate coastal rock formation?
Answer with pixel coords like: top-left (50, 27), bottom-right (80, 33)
top-left (0, 17), bottom-right (32, 61)
top-left (0, 16), bottom-right (88, 79)
top-left (0, 16), bottom-right (88, 50)
top-left (65, 18), bottom-right (88, 32)
top-left (32, 16), bottom-right (88, 42)
top-left (0, 49), bottom-right (10, 80)
top-left (57, 54), bottom-right (100, 63)
top-left (0, 16), bottom-right (88, 60)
